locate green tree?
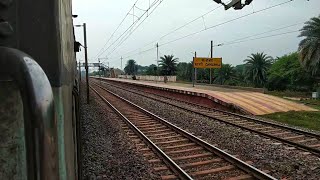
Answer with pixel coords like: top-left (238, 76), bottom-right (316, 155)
top-left (196, 69), bottom-right (209, 82)
top-left (267, 52), bottom-right (315, 91)
top-left (234, 64), bottom-right (249, 86)
top-left (214, 64), bottom-right (236, 85)
top-left (159, 55), bottom-right (179, 75)
top-left (176, 62), bottom-right (193, 81)
top-left (144, 64), bottom-right (158, 75)
top-left (136, 65), bottom-right (148, 75)
top-left (124, 59), bottom-right (137, 75)
top-left (298, 15), bottom-right (320, 76)
top-left (244, 52), bottom-right (273, 87)
top-left (89, 71), bottom-right (99, 76)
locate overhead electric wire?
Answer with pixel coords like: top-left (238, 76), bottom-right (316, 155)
top-left (117, 4), bottom-right (224, 58)
top-left (106, 0), bottom-right (162, 54)
top-left (218, 30), bottom-right (300, 46)
top-left (214, 21), bottom-right (303, 47)
top-left (96, 0), bottom-right (162, 58)
top-left (107, 0), bottom-right (163, 57)
top-left (134, 5), bottom-right (148, 11)
top-left (159, 29), bottom-right (206, 47)
top-left (157, 4), bottom-right (223, 41)
top-left (158, 0), bottom-right (294, 48)
top-left (95, 14), bottom-right (142, 58)
top-left (123, 23), bottom-right (301, 59)
top-left (111, 0), bottom-right (298, 69)
top-left (122, 28), bottom-right (300, 61)
top-left (118, 0), bottom-right (293, 59)
top-left (106, 0), bottom-right (163, 57)
top-left (94, 0), bottom-right (139, 59)
top-left (206, 0), bottom-right (294, 31)
top-left (95, 0), bottom-right (152, 59)
top-left (123, 46), bottom-right (155, 59)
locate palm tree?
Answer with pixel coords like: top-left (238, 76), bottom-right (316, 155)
top-left (244, 52), bottom-right (273, 87)
top-left (124, 59), bottom-right (137, 75)
top-left (298, 15), bottom-right (320, 76)
top-left (214, 64), bottom-right (235, 85)
top-left (159, 55), bottom-right (179, 75)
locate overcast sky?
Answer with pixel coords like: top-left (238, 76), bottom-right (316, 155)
top-left (73, 0), bottom-right (320, 69)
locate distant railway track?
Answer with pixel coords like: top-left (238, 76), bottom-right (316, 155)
top-left (90, 82), bottom-right (275, 180)
top-left (94, 78), bottom-right (320, 157)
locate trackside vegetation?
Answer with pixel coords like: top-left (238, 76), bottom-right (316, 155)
top-left (261, 98), bottom-right (320, 131)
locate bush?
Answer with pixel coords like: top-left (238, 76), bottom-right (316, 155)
top-left (267, 52), bottom-right (315, 91)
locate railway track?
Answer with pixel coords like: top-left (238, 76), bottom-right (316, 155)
top-left (94, 79), bottom-right (320, 157)
top-left (90, 82), bottom-right (275, 180)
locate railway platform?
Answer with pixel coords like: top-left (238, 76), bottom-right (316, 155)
top-left (100, 78), bottom-right (317, 115)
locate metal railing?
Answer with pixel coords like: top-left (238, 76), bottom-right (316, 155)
top-left (0, 47), bottom-right (59, 179)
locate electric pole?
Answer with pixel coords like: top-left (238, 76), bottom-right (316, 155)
top-left (156, 43), bottom-right (159, 68)
top-left (210, 40), bottom-right (213, 84)
top-left (108, 62), bottom-right (110, 77)
top-left (98, 59), bottom-right (101, 78)
top-left (193, 51), bottom-right (197, 87)
top-left (75, 23), bottom-right (89, 103)
top-left (98, 59), bottom-right (101, 85)
top-left (83, 23), bottom-right (90, 104)
top-left (121, 56), bottom-right (123, 70)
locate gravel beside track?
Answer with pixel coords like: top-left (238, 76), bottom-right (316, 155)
top-left (99, 80), bottom-right (320, 179)
top-left (79, 82), bottom-right (160, 180)
top-left (92, 83), bottom-right (276, 179)
top-left (250, 115), bottom-right (320, 135)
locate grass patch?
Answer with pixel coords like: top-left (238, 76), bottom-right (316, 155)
top-left (298, 99), bottom-right (320, 110)
top-left (261, 111), bottom-right (320, 132)
top-left (266, 90), bottom-right (311, 98)
top-left (262, 99), bottom-right (320, 132)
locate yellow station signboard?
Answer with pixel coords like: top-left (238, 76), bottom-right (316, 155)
top-left (193, 57), bottom-right (222, 69)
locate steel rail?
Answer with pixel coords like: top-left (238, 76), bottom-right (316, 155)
top-left (97, 78), bottom-right (320, 137)
top-left (92, 82), bottom-right (276, 180)
top-left (95, 79), bottom-right (320, 157)
top-left (90, 85), bottom-right (193, 180)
